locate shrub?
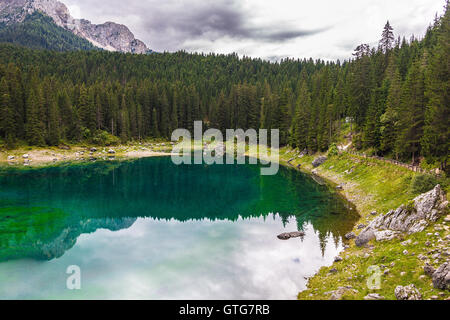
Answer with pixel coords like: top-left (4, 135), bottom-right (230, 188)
top-left (92, 131), bottom-right (120, 146)
top-left (409, 174), bottom-right (438, 195)
top-left (328, 143), bottom-right (339, 157)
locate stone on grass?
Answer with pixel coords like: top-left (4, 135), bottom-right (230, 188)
top-left (364, 293), bottom-right (385, 300)
top-left (345, 232), bottom-right (356, 240)
top-left (395, 284), bottom-right (422, 300)
top-left (432, 262), bottom-right (449, 291)
top-left (355, 230), bottom-right (376, 247)
top-left (312, 156), bottom-right (328, 168)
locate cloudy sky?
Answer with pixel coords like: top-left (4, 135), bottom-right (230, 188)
top-left (63, 0), bottom-right (445, 61)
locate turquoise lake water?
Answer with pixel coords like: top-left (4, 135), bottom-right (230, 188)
top-left (0, 156), bottom-right (358, 299)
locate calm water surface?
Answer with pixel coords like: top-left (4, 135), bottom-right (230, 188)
top-left (0, 157), bottom-right (358, 299)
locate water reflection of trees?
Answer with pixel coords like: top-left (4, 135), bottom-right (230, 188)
top-left (0, 158), bottom-right (359, 261)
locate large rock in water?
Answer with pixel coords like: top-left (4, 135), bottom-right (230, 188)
top-left (277, 232), bottom-right (305, 240)
top-left (312, 156), bottom-right (327, 168)
top-left (356, 185), bottom-right (447, 247)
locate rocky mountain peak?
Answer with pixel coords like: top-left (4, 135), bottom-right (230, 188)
top-left (0, 0), bottom-right (150, 53)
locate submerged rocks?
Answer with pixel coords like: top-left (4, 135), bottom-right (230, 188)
top-left (395, 284), bottom-right (422, 300)
top-left (432, 262), bottom-right (450, 291)
top-left (312, 156), bottom-right (328, 168)
top-left (277, 231), bottom-right (305, 240)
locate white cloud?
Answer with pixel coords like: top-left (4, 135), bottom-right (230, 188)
top-left (62, 0), bottom-right (446, 60)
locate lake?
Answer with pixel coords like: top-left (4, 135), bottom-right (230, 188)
top-left (0, 156), bottom-right (358, 299)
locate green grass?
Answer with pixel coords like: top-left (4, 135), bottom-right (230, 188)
top-left (279, 148), bottom-right (449, 300)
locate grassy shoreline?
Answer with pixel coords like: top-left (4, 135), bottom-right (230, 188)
top-left (0, 142), bottom-right (173, 167)
top-left (277, 148), bottom-right (449, 300)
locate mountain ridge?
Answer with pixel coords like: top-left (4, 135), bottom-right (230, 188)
top-left (0, 11), bottom-right (97, 51)
top-left (0, 0), bottom-right (150, 53)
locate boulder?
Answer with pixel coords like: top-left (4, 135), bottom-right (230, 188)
top-left (345, 232), bottom-right (356, 240)
top-left (364, 293), bottom-right (385, 300)
top-left (355, 229), bottom-right (376, 247)
top-left (7, 156), bottom-right (15, 161)
top-left (327, 286), bottom-right (358, 300)
top-left (432, 262), bottom-right (449, 291)
top-left (22, 154), bottom-right (29, 159)
top-left (90, 148), bottom-right (97, 152)
top-left (108, 149), bottom-right (116, 154)
top-left (395, 284), bottom-right (422, 300)
top-left (374, 230), bottom-right (401, 242)
top-left (424, 263), bottom-right (436, 277)
top-left (277, 231), bottom-right (305, 240)
top-left (312, 156), bottom-right (328, 168)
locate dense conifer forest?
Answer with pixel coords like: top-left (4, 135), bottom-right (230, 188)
top-left (0, 3), bottom-right (448, 170)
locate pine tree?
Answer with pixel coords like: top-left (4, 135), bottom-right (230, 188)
top-left (152, 108), bottom-right (160, 137)
top-left (46, 98), bottom-right (60, 146)
top-left (422, 2), bottom-right (450, 170)
top-left (159, 93), bottom-right (170, 138)
top-left (25, 88), bottom-right (45, 146)
top-left (380, 21), bottom-right (395, 53)
top-left (0, 78), bottom-right (16, 147)
top-left (292, 81), bottom-right (311, 149)
top-left (395, 59), bottom-right (426, 163)
top-left (78, 84), bottom-right (95, 134)
top-left (380, 69), bottom-right (402, 155)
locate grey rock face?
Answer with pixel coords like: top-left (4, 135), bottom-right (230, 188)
top-left (424, 263), bottom-right (436, 277)
top-left (312, 156), bottom-right (328, 168)
top-left (370, 185), bottom-right (447, 234)
top-left (355, 229), bottom-right (375, 247)
top-left (345, 232), bottom-right (356, 240)
top-left (432, 262), bottom-right (450, 291)
top-left (0, 0), bottom-right (150, 53)
top-left (374, 230), bottom-right (402, 242)
top-left (395, 284), bottom-right (422, 300)
top-left (356, 185), bottom-right (447, 247)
